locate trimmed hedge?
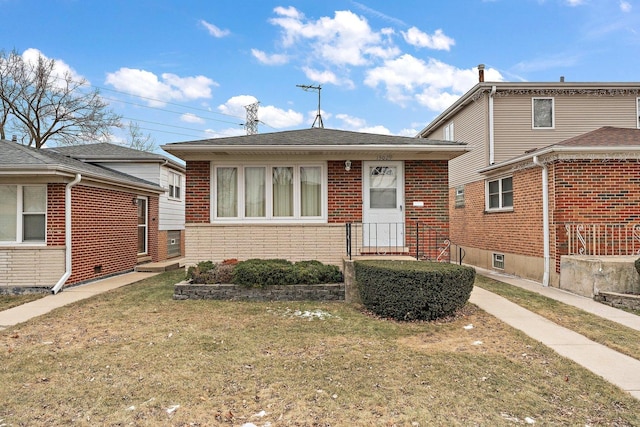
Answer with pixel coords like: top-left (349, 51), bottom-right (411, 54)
top-left (232, 259), bottom-right (343, 288)
top-left (355, 260), bottom-right (475, 321)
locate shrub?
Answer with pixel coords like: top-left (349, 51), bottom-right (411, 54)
top-left (355, 260), bottom-right (475, 321)
top-left (232, 259), bottom-right (343, 288)
top-left (294, 260), bottom-right (343, 284)
top-left (635, 258), bottom-right (640, 277)
top-left (186, 261), bottom-right (216, 284)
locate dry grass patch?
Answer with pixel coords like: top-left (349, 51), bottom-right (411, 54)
top-left (475, 275), bottom-right (640, 361)
top-left (0, 270), bottom-right (639, 426)
top-left (0, 293), bottom-right (46, 312)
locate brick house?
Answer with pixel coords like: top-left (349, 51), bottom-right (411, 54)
top-left (162, 128), bottom-right (467, 268)
top-left (49, 143), bottom-right (186, 260)
top-left (418, 69), bottom-right (640, 287)
top-left (0, 139), bottom-right (165, 293)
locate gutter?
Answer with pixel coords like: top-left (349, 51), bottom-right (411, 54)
top-left (51, 173), bottom-right (82, 294)
top-left (489, 85), bottom-right (497, 165)
top-left (532, 156), bottom-right (550, 287)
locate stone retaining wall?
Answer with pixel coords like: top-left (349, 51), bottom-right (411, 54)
top-left (173, 281), bottom-right (345, 301)
top-left (594, 291), bottom-right (640, 311)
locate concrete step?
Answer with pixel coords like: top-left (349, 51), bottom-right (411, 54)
top-left (135, 260), bottom-right (183, 273)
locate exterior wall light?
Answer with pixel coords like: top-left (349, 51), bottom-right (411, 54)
top-left (344, 160), bottom-right (352, 171)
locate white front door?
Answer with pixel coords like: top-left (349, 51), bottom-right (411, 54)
top-left (362, 161), bottom-right (404, 248)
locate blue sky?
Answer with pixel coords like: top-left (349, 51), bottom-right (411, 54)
top-left (1, 0), bottom-right (639, 149)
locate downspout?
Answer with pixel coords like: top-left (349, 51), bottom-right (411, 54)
top-left (532, 156), bottom-right (550, 287)
top-left (51, 174), bottom-right (82, 294)
top-left (488, 85), bottom-right (497, 165)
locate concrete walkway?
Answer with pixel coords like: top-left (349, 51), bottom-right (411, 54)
top-left (0, 271), bottom-right (158, 330)
top-left (471, 267), bottom-right (640, 400)
top-left (1, 264), bottom-right (640, 399)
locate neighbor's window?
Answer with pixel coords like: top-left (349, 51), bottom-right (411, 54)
top-left (493, 253), bottom-right (505, 270)
top-left (214, 164), bottom-right (324, 221)
top-left (455, 185), bottom-right (465, 208)
top-left (637, 98), bottom-right (640, 128)
top-left (0, 185), bottom-right (46, 243)
top-left (168, 171), bottom-right (182, 200)
top-left (532, 98), bottom-right (554, 129)
top-left (443, 122), bottom-right (455, 141)
top-left (486, 176), bottom-right (513, 210)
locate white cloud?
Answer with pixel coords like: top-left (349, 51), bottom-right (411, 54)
top-left (21, 48), bottom-right (85, 88)
top-left (251, 49), bottom-right (289, 65)
top-left (180, 113), bottom-right (205, 124)
top-left (620, 0), bottom-right (632, 12)
top-left (218, 95), bottom-right (304, 129)
top-left (365, 56), bottom-right (503, 109)
top-left (565, 0), bottom-right (585, 5)
top-left (402, 27), bottom-right (455, 51)
top-left (268, 7), bottom-right (394, 66)
top-left (200, 20), bottom-right (230, 38)
top-left (105, 68), bottom-right (217, 106)
top-left (334, 113), bottom-right (391, 135)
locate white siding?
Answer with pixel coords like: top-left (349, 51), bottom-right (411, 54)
top-left (101, 162), bottom-right (161, 185)
top-left (159, 166), bottom-right (185, 231)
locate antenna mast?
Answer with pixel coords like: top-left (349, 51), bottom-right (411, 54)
top-left (244, 102), bottom-right (260, 135)
top-left (297, 84), bottom-right (324, 128)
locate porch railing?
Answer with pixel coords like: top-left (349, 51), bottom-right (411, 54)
top-left (346, 222), bottom-right (458, 263)
top-left (565, 223), bottom-right (640, 256)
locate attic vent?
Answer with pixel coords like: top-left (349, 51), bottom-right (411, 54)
top-left (11, 135), bottom-right (17, 142)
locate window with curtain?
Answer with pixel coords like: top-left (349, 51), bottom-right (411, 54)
top-left (214, 164), bottom-right (325, 221)
top-left (300, 166), bottom-right (321, 217)
top-left (245, 167), bottom-right (265, 217)
top-left (216, 167), bottom-right (238, 217)
top-left (0, 184), bottom-right (46, 243)
top-left (369, 166), bottom-right (397, 209)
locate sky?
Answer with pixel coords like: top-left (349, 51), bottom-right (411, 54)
top-left (1, 0), bottom-right (640, 152)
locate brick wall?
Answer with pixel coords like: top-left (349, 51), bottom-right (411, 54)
top-left (449, 167), bottom-right (544, 258)
top-left (405, 160), bottom-right (450, 258)
top-left (328, 160), bottom-right (362, 223)
top-left (47, 184), bottom-right (66, 246)
top-left (553, 159), bottom-right (640, 272)
top-left (186, 161), bottom-right (211, 223)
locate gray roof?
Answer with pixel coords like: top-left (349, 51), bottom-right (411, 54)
top-left (0, 140), bottom-right (163, 192)
top-left (165, 127), bottom-right (465, 147)
top-left (48, 142), bottom-right (184, 172)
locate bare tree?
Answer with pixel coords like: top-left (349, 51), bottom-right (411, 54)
top-left (0, 49), bottom-right (121, 148)
top-left (125, 121), bottom-right (156, 152)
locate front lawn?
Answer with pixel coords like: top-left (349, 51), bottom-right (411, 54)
top-left (0, 270), bottom-right (638, 426)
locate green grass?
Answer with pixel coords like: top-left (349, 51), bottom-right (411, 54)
top-left (475, 274), bottom-right (640, 360)
top-left (0, 270), bottom-right (639, 426)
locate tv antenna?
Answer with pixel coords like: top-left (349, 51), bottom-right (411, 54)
top-left (243, 101), bottom-right (260, 135)
top-left (297, 84), bottom-right (324, 128)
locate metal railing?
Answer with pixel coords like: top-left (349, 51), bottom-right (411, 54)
top-left (565, 223), bottom-right (640, 256)
top-left (346, 222), bottom-right (460, 263)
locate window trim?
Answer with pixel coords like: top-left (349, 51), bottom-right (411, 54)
top-left (211, 162), bottom-right (327, 223)
top-left (485, 176), bottom-right (513, 212)
top-left (636, 97), bottom-right (640, 129)
top-left (0, 184), bottom-right (47, 245)
top-left (168, 171), bottom-right (182, 200)
top-left (454, 185), bottom-right (464, 208)
top-left (492, 253), bottom-right (505, 270)
top-left (443, 122), bottom-right (454, 141)
top-left (532, 97), bottom-right (555, 129)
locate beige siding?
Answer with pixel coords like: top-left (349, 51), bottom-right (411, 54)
top-left (0, 246), bottom-right (65, 289)
top-left (185, 223), bottom-right (346, 267)
top-left (494, 94), bottom-right (639, 163)
top-left (443, 95), bottom-right (489, 187)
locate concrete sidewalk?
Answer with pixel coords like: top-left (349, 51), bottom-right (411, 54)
top-left (0, 271), bottom-right (158, 330)
top-left (472, 267), bottom-right (640, 400)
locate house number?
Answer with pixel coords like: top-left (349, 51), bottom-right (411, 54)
top-left (376, 154), bottom-right (392, 161)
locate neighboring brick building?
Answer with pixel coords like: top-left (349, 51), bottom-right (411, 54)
top-left (419, 69), bottom-right (640, 287)
top-left (0, 140), bottom-right (164, 294)
top-left (163, 128), bottom-right (467, 268)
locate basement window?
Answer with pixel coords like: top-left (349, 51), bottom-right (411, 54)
top-left (493, 253), bottom-right (505, 270)
top-left (455, 186), bottom-right (464, 208)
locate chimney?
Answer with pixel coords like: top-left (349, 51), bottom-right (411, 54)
top-left (560, 76), bottom-right (565, 82)
top-left (11, 135), bottom-right (17, 142)
top-left (478, 64), bottom-right (485, 83)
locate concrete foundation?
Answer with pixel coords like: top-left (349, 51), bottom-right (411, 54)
top-left (560, 255), bottom-right (640, 298)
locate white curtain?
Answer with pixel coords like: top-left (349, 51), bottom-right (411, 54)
top-left (301, 166), bottom-right (321, 217)
top-left (216, 168), bottom-right (238, 217)
top-left (370, 166), bottom-right (397, 209)
top-left (245, 167), bottom-right (265, 217)
top-left (272, 167), bottom-right (293, 217)
top-left (0, 185), bottom-right (17, 241)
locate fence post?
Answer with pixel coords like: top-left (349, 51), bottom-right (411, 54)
top-left (346, 223), bottom-right (352, 260)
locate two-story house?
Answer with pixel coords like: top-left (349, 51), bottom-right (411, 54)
top-left (418, 67), bottom-right (640, 290)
